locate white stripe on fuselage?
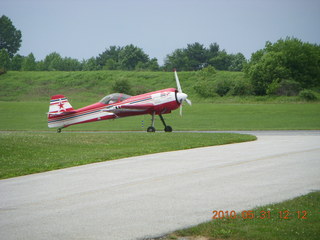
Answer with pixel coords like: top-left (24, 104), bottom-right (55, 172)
top-left (48, 111), bottom-right (114, 128)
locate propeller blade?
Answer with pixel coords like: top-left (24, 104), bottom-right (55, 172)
top-left (186, 98), bottom-right (192, 106)
top-left (174, 69), bottom-right (191, 117)
top-left (174, 69), bottom-right (182, 93)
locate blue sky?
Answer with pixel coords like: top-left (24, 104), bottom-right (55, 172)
top-left (2, 0), bottom-right (320, 64)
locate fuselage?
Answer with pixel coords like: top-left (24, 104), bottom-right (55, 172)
top-left (48, 88), bottom-right (180, 129)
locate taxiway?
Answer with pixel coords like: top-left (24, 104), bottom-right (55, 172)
top-left (0, 131), bottom-right (319, 239)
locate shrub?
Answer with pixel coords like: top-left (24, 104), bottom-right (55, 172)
top-left (112, 79), bottom-right (131, 94)
top-left (195, 66), bottom-right (217, 80)
top-left (131, 85), bottom-right (152, 95)
top-left (194, 77), bottom-right (254, 97)
top-left (267, 79), bottom-right (301, 96)
top-left (229, 79), bottom-right (254, 96)
top-left (193, 80), bottom-right (217, 97)
top-left (0, 68), bottom-right (7, 75)
top-left (200, 65), bottom-right (217, 75)
top-left (299, 89), bottom-right (318, 101)
top-left (213, 79), bottom-right (232, 96)
top-left (194, 67), bottom-right (218, 97)
top-left (278, 79), bottom-right (301, 96)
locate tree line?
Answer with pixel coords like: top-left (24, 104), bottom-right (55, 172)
top-left (163, 42), bottom-right (246, 71)
top-left (192, 37), bottom-right (320, 99)
top-left (1, 15), bottom-right (319, 98)
top-left (0, 42), bottom-right (245, 73)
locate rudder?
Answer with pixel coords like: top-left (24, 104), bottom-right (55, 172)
top-left (48, 95), bottom-right (74, 115)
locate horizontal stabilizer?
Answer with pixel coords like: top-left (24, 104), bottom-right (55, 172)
top-left (48, 110), bottom-right (76, 116)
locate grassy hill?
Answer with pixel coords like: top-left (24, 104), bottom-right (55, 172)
top-left (0, 70), bottom-right (246, 102)
top-left (1, 70), bottom-right (319, 131)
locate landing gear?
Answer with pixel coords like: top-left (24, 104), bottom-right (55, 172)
top-left (57, 128), bottom-right (62, 133)
top-left (147, 112), bottom-right (156, 133)
top-left (159, 114), bottom-right (172, 132)
top-left (146, 112), bottom-right (173, 133)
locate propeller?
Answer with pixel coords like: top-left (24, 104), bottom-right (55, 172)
top-left (174, 69), bottom-right (192, 116)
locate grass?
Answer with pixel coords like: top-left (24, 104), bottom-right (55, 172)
top-left (1, 70), bottom-right (319, 103)
top-left (0, 101), bottom-right (319, 131)
top-left (0, 70), bottom-right (201, 102)
top-left (0, 132), bottom-right (256, 179)
top-left (1, 70), bottom-right (319, 132)
top-left (165, 191), bottom-right (320, 240)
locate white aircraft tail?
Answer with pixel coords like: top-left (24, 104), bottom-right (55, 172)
top-left (48, 95), bottom-right (75, 116)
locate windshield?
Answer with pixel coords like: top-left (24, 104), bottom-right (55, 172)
top-left (99, 93), bottom-right (131, 104)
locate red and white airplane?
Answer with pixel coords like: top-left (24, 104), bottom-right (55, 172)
top-left (48, 70), bottom-right (191, 133)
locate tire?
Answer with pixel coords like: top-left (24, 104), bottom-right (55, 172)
top-left (164, 126), bottom-right (173, 132)
top-left (147, 126), bottom-right (156, 132)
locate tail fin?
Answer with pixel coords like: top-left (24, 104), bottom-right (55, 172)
top-left (48, 95), bottom-right (75, 116)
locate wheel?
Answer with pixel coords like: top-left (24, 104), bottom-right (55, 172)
top-left (147, 126), bottom-right (156, 132)
top-left (164, 126), bottom-right (173, 132)
top-left (57, 128), bottom-right (62, 133)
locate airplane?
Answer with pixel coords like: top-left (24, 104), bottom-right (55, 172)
top-left (48, 70), bottom-right (191, 133)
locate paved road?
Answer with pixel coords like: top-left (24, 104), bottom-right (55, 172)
top-left (1, 131), bottom-right (320, 240)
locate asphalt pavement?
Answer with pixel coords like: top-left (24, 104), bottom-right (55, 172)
top-left (0, 131), bottom-right (319, 239)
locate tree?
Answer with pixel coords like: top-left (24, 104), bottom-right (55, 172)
top-left (164, 48), bottom-right (189, 71)
top-left (104, 58), bottom-right (118, 70)
top-left (164, 42), bottom-right (244, 71)
top-left (10, 54), bottom-right (24, 70)
top-left (119, 44), bottom-right (149, 70)
top-left (96, 45), bottom-right (156, 71)
top-left (0, 15), bottom-right (22, 57)
top-left (22, 53), bottom-right (36, 71)
top-left (43, 52), bottom-right (63, 70)
top-left (96, 46), bottom-right (122, 68)
top-left (228, 53), bottom-right (246, 71)
top-left (112, 79), bottom-right (131, 94)
top-left (184, 42), bottom-right (207, 70)
top-left (61, 57), bottom-right (82, 71)
top-left (82, 57), bottom-right (100, 71)
top-left (209, 50), bottom-right (232, 70)
top-left (0, 48), bottom-right (10, 72)
top-left (208, 42), bottom-right (220, 59)
top-left (245, 37), bottom-right (320, 95)
top-left (146, 58), bottom-right (160, 71)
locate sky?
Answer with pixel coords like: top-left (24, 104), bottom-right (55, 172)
top-left (1, 0), bottom-right (320, 65)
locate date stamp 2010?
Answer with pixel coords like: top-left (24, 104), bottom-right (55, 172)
top-left (212, 210), bottom-right (308, 220)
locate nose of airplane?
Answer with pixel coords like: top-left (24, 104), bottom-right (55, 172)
top-left (176, 92), bottom-right (188, 103)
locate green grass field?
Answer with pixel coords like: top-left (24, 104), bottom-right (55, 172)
top-left (0, 132), bottom-right (256, 179)
top-left (166, 191), bottom-right (320, 240)
top-left (1, 71), bottom-right (319, 179)
top-left (3, 70), bottom-right (318, 103)
top-left (1, 70), bottom-right (319, 131)
top-left (0, 101), bottom-right (319, 131)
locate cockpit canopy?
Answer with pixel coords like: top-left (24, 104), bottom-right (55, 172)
top-left (99, 93), bottom-right (131, 104)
